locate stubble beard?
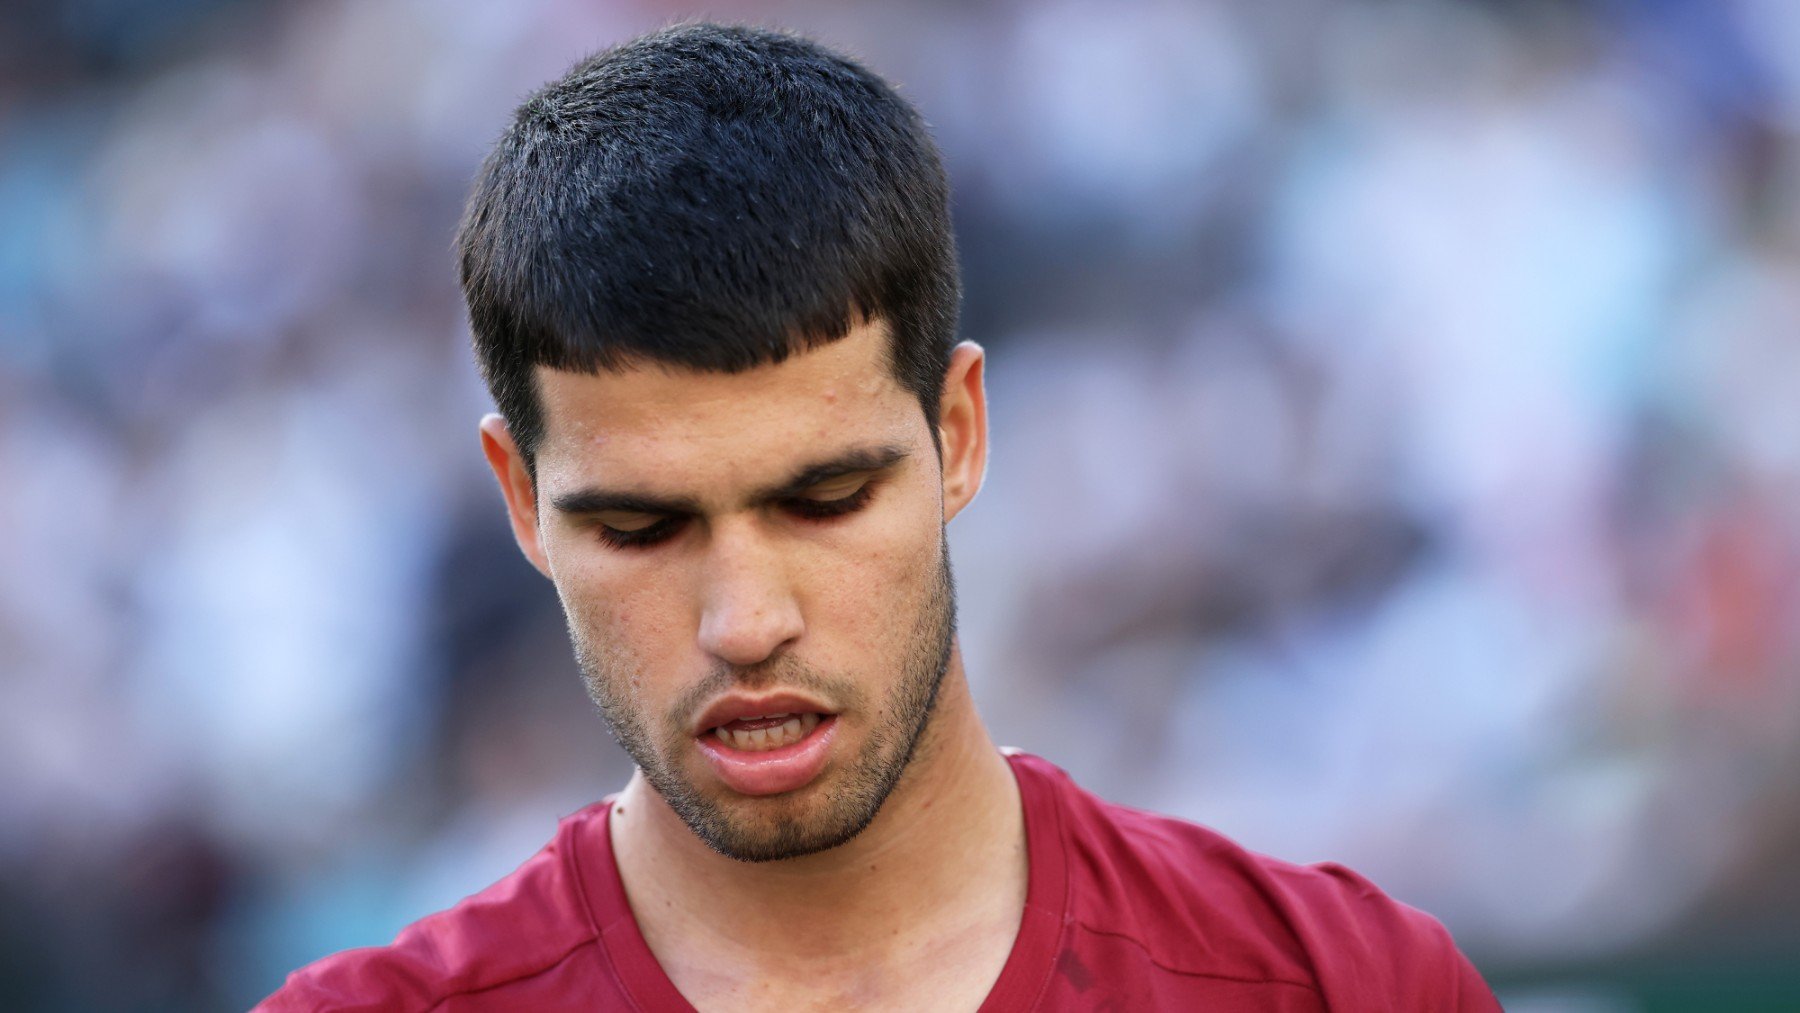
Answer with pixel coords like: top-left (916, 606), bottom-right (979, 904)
top-left (568, 535), bottom-right (957, 862)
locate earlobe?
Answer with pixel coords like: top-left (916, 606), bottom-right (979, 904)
top-left (938, 341), bottom-right (989, 523)
top-left (479, 414), bottom-right (553, 578)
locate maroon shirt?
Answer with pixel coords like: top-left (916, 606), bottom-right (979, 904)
top-left (259, 752), bottom-right (1501, 1011)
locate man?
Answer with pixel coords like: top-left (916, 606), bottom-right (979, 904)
top-left (262, 22), bottom-right (1500, 1011)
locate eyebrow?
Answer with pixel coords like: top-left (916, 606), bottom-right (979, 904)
top-left (549, 443), bottom-right (912, 517)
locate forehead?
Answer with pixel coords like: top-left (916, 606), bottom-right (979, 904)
top-left (532, 319), bottom-right (918, 491)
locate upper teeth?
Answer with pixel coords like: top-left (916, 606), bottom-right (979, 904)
top-left (715, 712), bottom-right (821, 751)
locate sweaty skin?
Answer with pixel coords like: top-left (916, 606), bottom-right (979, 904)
top-left (479, 320), bottom-right (1029, 1011)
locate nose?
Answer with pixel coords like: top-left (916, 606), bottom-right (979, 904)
top-left (695, 521), bottom-right (805, 667)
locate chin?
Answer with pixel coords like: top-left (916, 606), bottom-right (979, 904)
top-left (647, 745), bottom-right (897, 863)
top-left (682, 787), bottom-right (866, 863)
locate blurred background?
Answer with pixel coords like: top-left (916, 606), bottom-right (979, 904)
top-left (3, 0), bottom-right (1799, 1009)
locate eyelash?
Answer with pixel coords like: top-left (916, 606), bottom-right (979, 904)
top-left (594, 483), bottom-right (878, 550)
top-left (596, 516), bottom-right (685, 550)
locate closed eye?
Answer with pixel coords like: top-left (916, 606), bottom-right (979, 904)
top-left (585, 474), bottom-right (881, 549)
top-left (784, 475), bottom-right (878, 520)
top-left (594, 511), bottom-right (687, 549)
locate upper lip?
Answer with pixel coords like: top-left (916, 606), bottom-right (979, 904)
top-left (692, 692), bottom-right (836, 736)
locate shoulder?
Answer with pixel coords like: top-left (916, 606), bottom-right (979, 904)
top-left (1010, 754), bottom-right (1498, 1011)
top-left (254, 803), bottom-right (614, 1013)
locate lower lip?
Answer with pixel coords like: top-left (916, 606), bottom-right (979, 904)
top-left (695, 716), bottom-right (839, 796)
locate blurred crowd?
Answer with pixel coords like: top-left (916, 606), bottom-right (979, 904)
top-left (3, 0), bottom-right (1799, 1008)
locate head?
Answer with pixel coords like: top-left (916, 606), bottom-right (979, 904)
top-left (458, 23), bottom-right (985, 862)
top-left (458, 21), bottom-right (960, 478)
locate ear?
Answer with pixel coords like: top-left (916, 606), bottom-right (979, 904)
top-left (938, 341), bottom-right (989, 523)
top-left (479, 414), bottom-right (553, 579)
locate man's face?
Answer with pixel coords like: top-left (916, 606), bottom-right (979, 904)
top-left (487, 320), bottom-right (983, 862)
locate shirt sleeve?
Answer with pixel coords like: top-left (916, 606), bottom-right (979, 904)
top-left (252, 941), bottom-right (450, 1013)
top-left (1281, 861), bottom-right (1503, 1013)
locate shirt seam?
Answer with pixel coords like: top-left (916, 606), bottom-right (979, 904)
top-left (1069, 921), bottom-right (1321, 992)
top-left (1015, 757), bottom-right (1073, 1012)
top-left (567, 801), bottom-right (650, 1012)
top-left (564, 809), bottom-right (607, 941)
top-left (417, 935), bottom-right (601, 1012)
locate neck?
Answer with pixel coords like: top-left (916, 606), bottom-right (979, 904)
top-left (609, 648), bottom-right (1025, 975)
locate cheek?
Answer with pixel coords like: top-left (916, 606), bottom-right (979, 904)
top-left (807, 493), bottom-right (942, 658)
top-left (546, 538), bottom-right (688, 702)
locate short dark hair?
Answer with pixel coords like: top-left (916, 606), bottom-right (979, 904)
top-left (456, 22), bottom-right (961, 477)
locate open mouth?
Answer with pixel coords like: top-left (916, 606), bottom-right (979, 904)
top-left (708, 712), bottom-right (825, 751)
top-left (695, 711), bottom-right (839, 795)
